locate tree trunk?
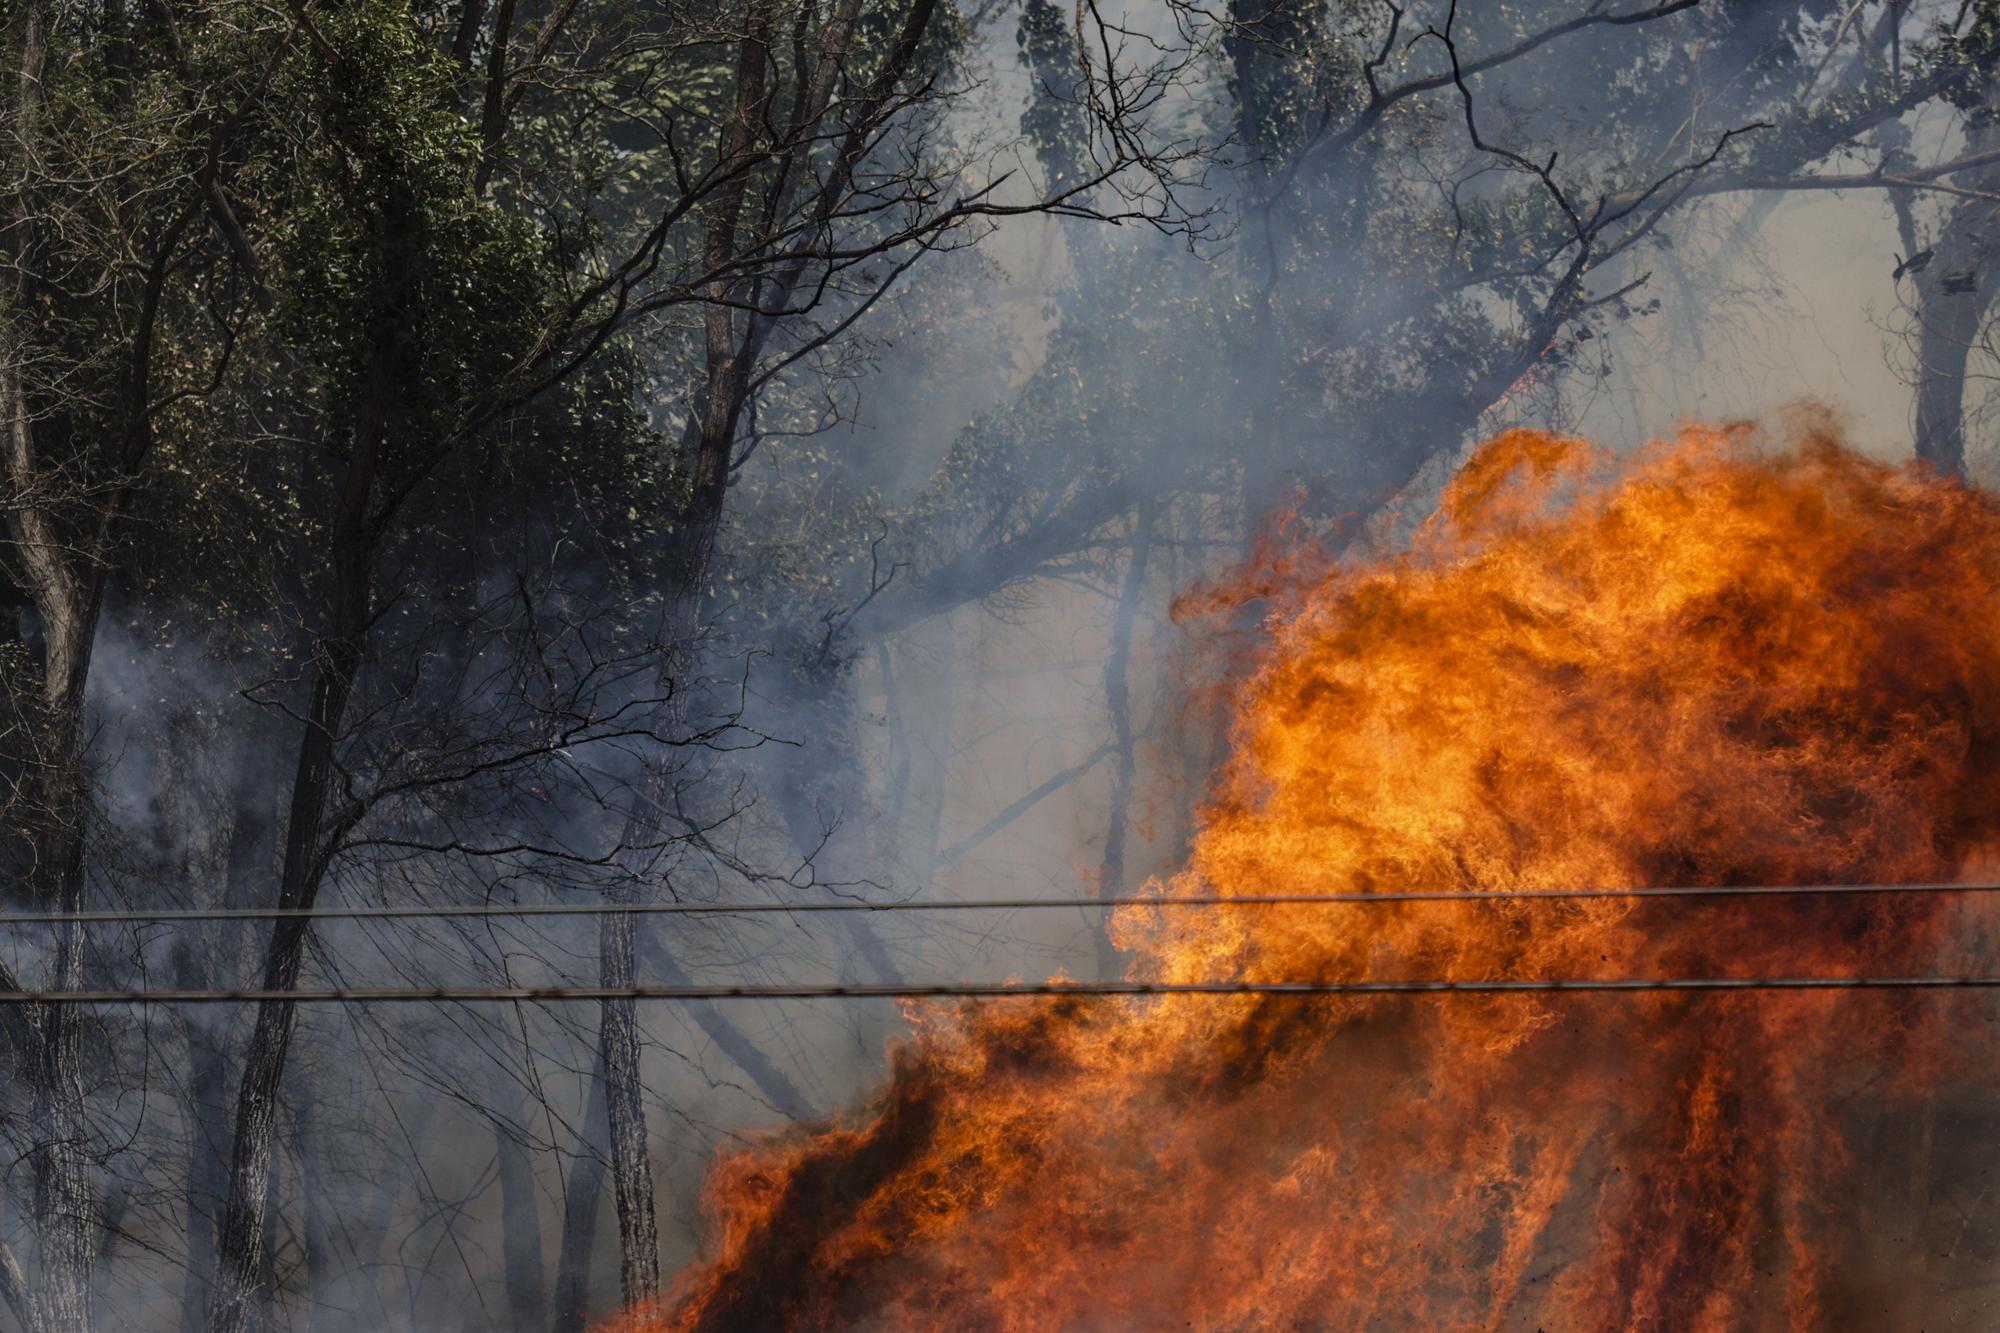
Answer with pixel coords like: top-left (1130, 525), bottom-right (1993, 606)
top-left (177, 958), bottom-right (232, 1333)
top-left (551, 1045), bottom-right (609, 1333)
top-left (15, 598), bottom-right (95, 1333)
top-left (1909, 91), bottom-right (2000, 476)
top-left (0, 1215), bottom-right (25, 1331)
top-left (296, 1078), bottom-right (338, 1333)
top-left (597, 909), bottom-right (660, 1306)
top-left (4, 369), bottom-right (100, 1333)
top-left (2, 6), bottom-right (100, 1319)
top-left (589, 380), bottom-right (746, 1314)
top-left (487, 1064), bottom-right (550, 1328)
top-left (203, 655), bottom-right (366, 1332)
top-left (577, 0), bottom-right (947, 1300)
top-left (205, 333), bottom-right (395, 1333)
top-left (583, 0), bottom-right (942, 1291)
top-left (181, 761), bottom-right (271, 1333)
top-left (1094, 499), bottom-right (1154, 979)
top-left (254, 1139), bottom-right (281, 1331)
top-left (25, 951), bottom-right (90, 1333)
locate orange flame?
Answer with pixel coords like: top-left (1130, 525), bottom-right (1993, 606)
top-left (623, 418), bottom-right (2000, 1330)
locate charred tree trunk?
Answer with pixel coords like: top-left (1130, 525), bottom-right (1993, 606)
top-left (202, 562), bottom-right (368, 1332)
top-left (4, 4), bottom-right (204, 1319)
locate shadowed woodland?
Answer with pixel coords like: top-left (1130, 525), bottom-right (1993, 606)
top-left (5, 0), bottom-right (2000, 1327)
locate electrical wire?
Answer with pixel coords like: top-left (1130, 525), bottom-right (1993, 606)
top-left (1, 881), bottom-right (1998, 926)
top-left (4, 977), bottom-right (2000, 1004)
top-left (6, 885), bottom-right (1991, 1004)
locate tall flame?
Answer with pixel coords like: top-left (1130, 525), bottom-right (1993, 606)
top-left (631, 418), bottom-right (2000, 1330)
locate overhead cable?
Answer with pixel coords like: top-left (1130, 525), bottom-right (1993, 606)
top-left (5, 976), bottom-right (2000, 1004)
top-left (1, 881), bottom-right (1998, 926)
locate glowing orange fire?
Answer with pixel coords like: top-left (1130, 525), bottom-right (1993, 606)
top-left (624, 417), bottom-right (2000, 1330)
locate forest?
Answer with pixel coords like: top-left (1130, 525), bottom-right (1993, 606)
top-left (6, 0), bottom-right (2000, 1327)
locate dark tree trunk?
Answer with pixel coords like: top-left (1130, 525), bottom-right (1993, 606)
top-left (254, 1142), bottom-right (281, 1331)
top-left (205, 331), bottom-right (396, 1333)
top-left (580, 0), bottom-right (947, 1299)
top-left (4, 398), bottom-right (100, 1333)
top-left (204, 653), bottom-right (366, 1332)
top-left (597, 909), bottom-right (660, 1306)
top-left (559, 127), bottom-right (776, 1294)
top-left (19, 596), bottom-right (95, 1333)
top-left (181, 763), bottom-right (271, 1333)
top-left (25, 943), bottom-right (91, 1333)
top-left (2, 5), bottom-right (100, 1323)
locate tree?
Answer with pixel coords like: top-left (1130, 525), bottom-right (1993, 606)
top-left (2, 0), bottom-right (1996, 1326)
top-left (1, 1), bottom-right (281, 1323)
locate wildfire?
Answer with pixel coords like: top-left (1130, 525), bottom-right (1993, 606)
top-left (625, 417), bottom-right (2000, 1330)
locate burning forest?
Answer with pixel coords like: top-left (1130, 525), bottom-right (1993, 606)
top-left (637, 422), bottom-right (2000, 1330)
top-left (8, 0), bottom-right (2000, 1328)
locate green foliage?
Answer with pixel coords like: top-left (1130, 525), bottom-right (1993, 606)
top-left (1933, 0), bottom-right (2000, 110)
top-left (274, 0), bottom-right (553, 447)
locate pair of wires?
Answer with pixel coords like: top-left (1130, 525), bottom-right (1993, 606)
top-left (1, 879), bottom-right (1995, 1004)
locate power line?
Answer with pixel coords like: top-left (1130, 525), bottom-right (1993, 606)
top-left (2, 881), bottom-right (1998, 926)
top-left (4, 977), bottom-right (2000, 1005)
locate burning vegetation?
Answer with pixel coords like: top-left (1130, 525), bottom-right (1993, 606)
top-left (631, 419), bottom-right (2000, 1330)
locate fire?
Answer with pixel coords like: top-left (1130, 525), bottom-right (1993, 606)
top-left (625, 417), bottom-right (2000, 1330)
